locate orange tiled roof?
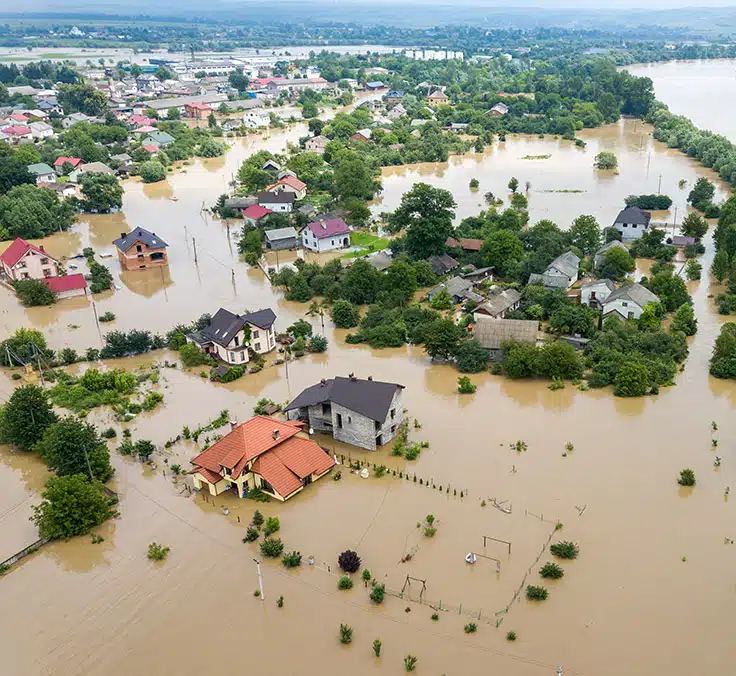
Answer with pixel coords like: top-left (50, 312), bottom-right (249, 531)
top-left (277, 175), bottom-right (307, 192)
top-left (251, 453), bottom-right (303, 498)
top-left (197, 467), bottom-right (224, 484)
top-left (270, 436), bottom-right (335, 480)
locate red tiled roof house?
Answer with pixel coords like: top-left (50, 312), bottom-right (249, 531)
top-left (184, 101), bottom-right (213, 119)
top-left (266, 174), bottom-right (308, 200)
top-left (0, 237), bottom-right (59, 282)
top-left (43, 273), bottom-right (88, 300)
top-left (190, 416), bottom-right (336, 501)
top-left (300, 218), bottom-right (351, 253)
top-left (53, 156), bottom-right (83, 176)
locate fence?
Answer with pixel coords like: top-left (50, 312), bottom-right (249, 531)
top-left (0, 537), bottom-right (50, 571)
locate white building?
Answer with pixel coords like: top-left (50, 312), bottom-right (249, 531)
top-left (602, 283), bottom-right (660, 321)
top-left (613, 207), bottom-right (652, 242)
top-left (580, 279), bottom-right (616, 310)
top-left (301, 218), bottom-right (351, 253)
top-left (242, 109), bottom-right (270, 129)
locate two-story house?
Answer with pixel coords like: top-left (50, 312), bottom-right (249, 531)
top-left (189, 416), bottom-right (335, 501)
top-left (301, 218), bottom-right (351, 253)
top-left (602, 283), bottom-right (660, 321)
top-left (285, 375), bottom-right (405, 451)
top-left (580, 279), bottom-right (616, 310)
top-left (187, 307), bottom-right (277, 365)
top-left (27, 163), bottom-right (56, 185)
top-left (0, 237), bottom-right (59, 282)
top-left (528, 251), bottom-right (580, 289)
top-left (266, 175), bottom-right (307, 201)
top-left (613, 206), bottom-right (651, 242)
top-left (112, 228), bottom-right (169, 271)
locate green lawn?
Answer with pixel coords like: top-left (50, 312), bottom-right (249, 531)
top-left (341, 231), bottom-right (390, 259)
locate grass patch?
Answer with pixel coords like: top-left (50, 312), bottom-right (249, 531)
top-left (341, 231), bottom-right (390, 259)
top-left (521, 154), bottom-right (551, 160)
top-left (540, 189), bottom-right (586, 193)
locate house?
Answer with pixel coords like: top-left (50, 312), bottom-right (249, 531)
top-left (262, 159), bottom-right (281, 173)
top-left (54, 156), bottom-right (83, 175)
top-left (448, 123), bottom-right (470, 133)
top-left (189, 415), bottom-right (335, 501)
top-left (142, 144), bottom-right (160, 155)
top-left (427, 253), bottom-right (459, 277)
top-left (613, 206), bottom-right (651, 241)
top-left (365, 250), bottom-right (393, 272)
top-left (2, 125), bottom-right (32, 143)
top-left (138, 93), bottom-right (227, 117)
top-left (298, 204), bottom-right (317, 217)
top-left (445, 237), bottom-right (484, 252)
top-left (594, 240), bottom-right (628, 269)
top-left (143, 130), bottom-right (175, 148)
top-left (69, 162), bottom-right (114, 183)
top-left (128, 114), bottom-right (155, 127)
top-left (671, 235), bottom-right (697, 247)
top-left (285, 375), bottom-right (405, 451)
top-left (243, 109), bottom-right (270, 129)
top-left (300, 218), bottom-right (350, 253)
top-left (242, 204), bottom-right (273, 226)
top-left (184, 101), bottom-right (212, 119)
top-left (40, 181), bottom-right (79, 198)
top-left (7, 112), bottom-right (30, 125)
top-left (462, 266), bottom-right (495, 283)
top-left (427, 276), bottom-right (474, 304)
top-left (61, 112), bottom-right (98, 128)
top-left (528, 251), bottom-right (580, 289)
top-left (43, 273), bottom-right (88, 300)
top-left (580, 279), bottom-right (616, 310)
top-left (387, 104), bottom-right (407, 120)
top-left (267, 175), bottom-right (307, 200)
top-left (112, 227), bottom-right (169, 271)
top-left (0, 238), bottom-right (59, 282)
top-left (187, 307), bottom-right (277, 364)
top-left (351, 128), bottom-right (372, 143)
top-left (384, 90), bottom-right (404, 103)
top-left (427, 90), bottom-right (449, 105)
top-left (602, 283), bottom-right (660, 321)
top-left (365, 81), bottom-right (386, 91)
top-left (473, 316), bottom-right (538, 361)
top-left (264, 227), bottom-right (298, 251)
top-left (29, 121), bottom-right (54, 139)
top-left (257, 191), bottom-right (295, 214)
top-left (222, 119), bottom-right (242, 132)
top-left (305, 135), bottom-right (328, 153)
top-left (27, 163), bottom-right (56, 185)
top-left (474, 288), bottom-right (522, 319)
top-left (488, 102), bottom-right (509, 117)
top-left (110, 153), bottom-right (132, 164)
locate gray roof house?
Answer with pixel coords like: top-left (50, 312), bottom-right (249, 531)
top-left (473, 315), bottom-right (539, 360)
top-left (580, 279), bottom-right (616, 310)
top-left (602, 283), bottom-right (660, 321)
top-left (427, 276), bottom-right (474, 303)
top-left (257, 191), bottom-right (295, 213)
top-left (528, 251), bottom-right (580, 289)
top-left (113, 227), bottom-right (169, 253)
top-left (474, 288), bottom-right (522, 319)
top-left (594, 240), bottom-right (628, 269)
top-left (69, 162), bottom-right (115, 183)
top-left (365, 250), bottom-right (393, 272)
top-left (285, 376), bottom-right (405, 451)
top-left (427, 253), bottom-right (459, 277)
top-left (613, 206), bottom-right (651, 242)
top-left (264, 227), bottom-right (298, 251)
top-left (143, 131), bottom-right (176, 148)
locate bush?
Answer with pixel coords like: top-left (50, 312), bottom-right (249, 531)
top-left (101, 427), bottom-right (117, 439)
top-left (179, 342), bottom-right (211, 367)
top-left (369, 583), bottom-right (386, 604)
top-left (464, 622), bottom-right (477, 633)
top-left (282, 550), bottom-right (302, 568)
top-left (99, 311), bottom-right (116, 323)
top-left (431, 613), bottom-right (439, 621)
top-left (374, 465), bottom-right (387, 477)
top-left (339, 624), bottom-right (353, 644)
top-left (252, 510), bottom-right (264, 527)
top-left (147, 542), bottom-right (170, 561)
top-left (457, 376), bottom-right (477, 394)
top-left (139, 160), bottom-right (167, 183)
top-left (277, 595), bottom-right (284, 608)
top-left (423, 526), bottom-right (437, 537)
top-left (372, 638), bottom-right (382, 657)
top-left (331, 299), bottom-right (361, 328)
top-left (539, 562), bottom-right (564, 579)
top-left (594, 151), bottom-right (618, 170)
top-left (362, 569), bottom-right (372, 582)
top-left (678, 468), bottom-right (696, 486)
top-left (338, 575), bottom-right (354, 590)
top-left (260, 537), bottom-right (284, 558)
top-left (455, 339), bottom-right (489, 373)
top-left (14, 278), bottom-right (55, 306)
top-left (308, 335), bottom-right (328, 353)
top-left (506, 631), bottom-right (517, 641)
top-left (550, 541), bottom-right (579, 559)
top-left (263, 516), bottom-right (280, 536)
top-left (526, 585), bottom-right (548, 600)
top-left (338, 549), bottom-right (361, 573)
top-left (243, 526), bottom-right (259, 543)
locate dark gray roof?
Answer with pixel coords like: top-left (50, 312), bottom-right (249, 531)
top-left (427, 253), bottom-right (458, 276)
top-left (257, 191), bottom-right (296, 204)
top-left (285, 376), bottom-right (404, 422)
top-left (615, 206), bottom-right (651, 226)
top-left (547, 251), bottom-right (580, 279)
top-left (198, 307), bottom-right (277, 348)
top-left (604, 282), bottom-right (659, 308)
top-left (112, 227), bottom-right (168, 252)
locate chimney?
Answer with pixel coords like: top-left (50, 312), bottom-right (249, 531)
top-left (39, 245), bottom-right (45, 253)
top-left (120, 232), bottom-right (126, 239)
top-left (272, 429), bottom-right (280, 440)
top-left (229, 420), bottom-right (237, 432)
top-left (320, 378), bottom-right (326, 386)
top-left (320, 220), bottom-right (327, 230)
top-left (367, 375), bottom-right (373, 381)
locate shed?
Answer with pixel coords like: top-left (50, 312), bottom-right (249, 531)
top-left (473, 316), bottom-right (539, 361)
top-left (264, 227), bottom-right (298, 251)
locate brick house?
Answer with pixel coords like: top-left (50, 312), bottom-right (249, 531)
top-left (184, 101), bottom-right (213, 119)
top-left (1, 237), bottom-right (59, 282)
top-left (189, 416), bottom-right (335, 501)
top-left (112, 227), bottom-right (169, 271)
top-left (285, 376), bottom-right (405, 451)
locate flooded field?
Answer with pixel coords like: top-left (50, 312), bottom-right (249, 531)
top-left (1, 101), bottom-right (735, 675)
top-left (627, 59), bottom-right (736, 141)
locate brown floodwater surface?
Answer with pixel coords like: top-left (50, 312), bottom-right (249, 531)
top-left (0, 102), bottom-right (735, 675)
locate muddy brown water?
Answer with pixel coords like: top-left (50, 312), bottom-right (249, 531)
top-left (0, 93), bottom-right (735, 675)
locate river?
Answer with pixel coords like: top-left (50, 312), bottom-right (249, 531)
top-left (0, 75), bottom-right (735, 676)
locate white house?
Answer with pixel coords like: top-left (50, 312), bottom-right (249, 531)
top-left (602, 283), bottom-right (660, 321)
top-left (613, 207), bottom-right (651, 242)
top-left (305, 135), bottom-right (328, 153)
top-left (257, 191), bottom-right (295, 213)
top-left (301, 218), bottom-right (351, 253)
top-left (580, 279), bottom-right (616, 310)
top-left (27, 163), bottom-right (56, 185)
top-left (266, 175), bottom-right (307, 201)
top-left (186, 308), bottom-right (277, 365)
top-left (528, 251), bottom-right (580, 289)
top-left (0, 237), bottom-right (59, 282)
top-left (29, 121), bottom-right (54, 139)
top-left (242, 109), bottom-right (270, 129)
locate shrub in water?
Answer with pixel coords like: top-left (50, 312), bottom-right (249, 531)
top-left (678, 468), bottom-right (696, 486)
top-left (277, 595), bottom-right (284, 608)
top-left (404, 654), bottom-right (418, 672)
top-left (260, 537), bottom-right (284, 558)
top-left (526, 585), bottom-right (548, 601)
top-left (369, 582), bottom-right (386, 604)
top-left (282, 551), bottom-right (302, 568)
top-left (506, 631), bottom-right (517, 641)
top-left (147, 542), bottom-right (170, 561)
top-left (339, 624), bottom-right (353, 644)
top-left (338, 576), bottom-right (354, 590)
top-left (464, 622), bottom-right (477, 633)
top-left (372, 638), bottom-right (382, 657)
top-left (539, 562), bottom-right (564, 579)
top-left (361, 569), bottom-right (372, 582)
top-left (252, 510), bottom-right (264, 527)
top-left (263, 516), bottom-right (280, 536)
top-left (338, 549), bottom-right (361, 573)
top-left (243, 526), bottom-right (259, 543)
top-left (550, 541), bottom-right (579, 560)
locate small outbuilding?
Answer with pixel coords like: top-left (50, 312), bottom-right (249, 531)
top-left (264, 227), bottom-right (298, 251)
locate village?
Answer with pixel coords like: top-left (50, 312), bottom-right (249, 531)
top-left (0, 34), bottom-right (735, 676)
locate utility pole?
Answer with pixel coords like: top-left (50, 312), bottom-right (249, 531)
top-left (92, 301), bottom-right (101, 333)
top-left (82, 445), bottom-right (94, 481)
top-left (658, 174), bottom-right (662, 194)
top-left (193, 237), bottom-right (198, 264)
top-left (253, 558), bottom-right (265, 600)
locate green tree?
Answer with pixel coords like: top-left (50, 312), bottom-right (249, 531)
top-left (503, 342), bottom-right (539, 378)
top-left (455, 339), bottom-right (489, 373)
top-left (711, 250), bottom-right (730, 282)
top-left (548, 303), bottom-right (598, 338)
top-left (569, 215), bottom-right (601, 255)
top-left (238, 164), bottom-right (272, 193)
top-left (685, 259), bottom-right (702, 281)
top-left (332, 153), bottom-right (378, 200)
top-left (80, 173), bottom-right (123, 213)
top-left (508, 176), bottom-right (519, 193)
top-left (32, 474), bottom-right (115, 540)
top-left (139, 161), bottom-right (166, 183)
top-left (598, 246), bottom-right (636, 280)
top-left (389, 183), bottom-right (456, 259)
top-left (207, 111), bottom-right (217, 129)
top-left (638, 302), bottom-right (663, 332)
top-left (383, 261), bottom-right (417, 307)
top-left (0, 384), bottom-right (57, 450)
top-left (537, 341), bottom-right (584, 379)
top-left (57, 83), bottom-right (108, 116)
top-left (671, 303), bottom-right (697, 336)
top-left (613, 361), bottom-right (649, 397)
top-left (482, 230), bottom-right (525, 277)
top-left (680, 212), bottom-right (708, 239)
top-left (423, 318), bottom-right (464, 361)
top-left (645, 271), bottom-right (690, 312)
top-left (341, 259), bottom-right (381, 304)
top-left (687, 177), bottom-right (715, 210)
top-left (710, 323), bottom-right (736, 378)
top-left (166, 107), bottom-right (181, 120)
top-left (0, 155), bottom-right (34, 194)
top-left (430, 287), bottom-right (454, 311)
top-left (0, 184), bottom-right (76, 238)
top-left (36, 417), bottom-right (114, 482)
top-left (302, 101), bottom-right (318, 119)
top-left (412, 260), bottom-right (436, 286)
top-left (13, 279), bottom-right (55, 306)
top-left (331, 299), bottom-right (361, 328)
top-left (594, 152), bottom-right (618, 170)
top-left (14, 144), bottom-right (40, 166)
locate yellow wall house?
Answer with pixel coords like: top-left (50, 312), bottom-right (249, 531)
top-left (189, 416), bottom-right (336, 501)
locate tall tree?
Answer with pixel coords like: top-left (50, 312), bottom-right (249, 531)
top-left (332, 153), bottom-right (378, 200)
top-left (0, 384), bottom-right (57, 451)
top-left (80, 173), bottom-right (123, 213)
top-left (569, 215), bottom-right (601, 255)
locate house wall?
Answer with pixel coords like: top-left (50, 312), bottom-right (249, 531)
top-left (332, 388), bottom-right (404, 451)
top-left (265, 236), bottom-right (297, 251)
top-left (301, 230), bottom-right (350, 253)
top-left (34, 172), bottom-right (56, 184)
top-left (546, 266), bottom-right (574, 288)
top-left (581, 284), bottom-right (613, 308)
top-left (3, 249), bottom-right (58, 282)
top-left (117, 242), bottom-right (168, 271)
top-left (192, 472), bottom-right (227, 496)
top-left (614, 220), bottom-right (649, 242)
top-left (603, 298), bottom-right (644, 320)
top-left (305, 139), bottom-right (325, 152)
top-left (55, 286), bottom-right (88, 300)
top-left (260, 201), bottom-right (292, 213)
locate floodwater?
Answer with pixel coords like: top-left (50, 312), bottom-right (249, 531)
top-left (1, 103), bottom-right (735, 675)
top-left (626, 59), bottom-right (736, 141)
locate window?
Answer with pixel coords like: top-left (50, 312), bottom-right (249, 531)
top-left (622, 301), bottom-right (628, 307)
top-left (40, 257), bottom-right (49, 265)
top-left (390, 408), bottom-right (396, 420)
top-left (628, 312), bottom-right (634, 319)
top-left (136, 244), bottom-right (142, 252)
top-left (321, 403), bottom-right (330, 415)
top-left (254, 342), bottom-right (261, 351)
top-left (632, 224), bottom-right (637, 229)
top-left (233, 336), bottom-right (239, 347)
top-left (253, 330), bottom-right (259, 338)
top-left (336, 413), bottom-right (343, 429)
top-left (391, 425), bottom-right (396, 433)
top-left (229, 351), bottom-right (236, 361)
top-left (240, 351), bottom-right (245, 362)
top-left (348, 416), bottom-right (352, 424)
